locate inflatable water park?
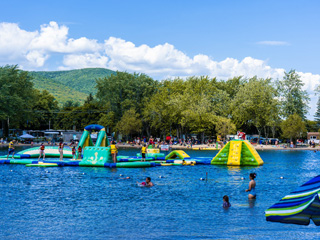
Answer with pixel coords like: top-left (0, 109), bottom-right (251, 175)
top-left (0, 124), bottom-right (263, 168)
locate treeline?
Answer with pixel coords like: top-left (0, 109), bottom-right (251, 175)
top-left (1, 65), bottom-right (319, 142)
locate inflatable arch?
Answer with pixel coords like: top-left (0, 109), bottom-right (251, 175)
top-left (77, 124), bottom-right (110, 159)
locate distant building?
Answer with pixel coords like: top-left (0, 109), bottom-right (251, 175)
top-left (26, 129), bottom-right (84, 143)
top-left (307, 132), bottom-right (319, 144)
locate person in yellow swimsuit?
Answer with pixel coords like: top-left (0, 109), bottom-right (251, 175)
top-left (141, 144), bottom-right (147, 161)
top-left (110, 141), bottom-right (118, 163)
top-left (7, 140), bottom-right (16, 160)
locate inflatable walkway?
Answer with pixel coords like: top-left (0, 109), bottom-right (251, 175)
top-left (136, 146), bottom-right (165, 159)
top-left (0, 146), bottom-right (73, 159)
top-left (211, 140), bottom-right (263, 166)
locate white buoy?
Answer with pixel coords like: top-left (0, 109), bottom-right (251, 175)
top-left (280, 176), bottom-right (284, 179)
top-left (119, 174), bottom-right (123, 177)
top-left (200, 178), bottom-right (205, 181)
top-left (159, 176), bottom-right (164, 178)
top-left (10, 170), bottom-right (13, 172)
top-left (83, 173), bottom-right (85, 175)
top-left (241, 177), bottom-right (245, 180)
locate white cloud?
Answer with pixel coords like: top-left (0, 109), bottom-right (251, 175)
top-left (0, 22), bottom-right (37, 61)
top-left (0, 21), bottom-right (100, 67)
top-left (0, 21), bottom-right (319, 118)
top-left (61, 53), bottom-right (108, 69)
top-left (257, 41), bottom-right (289, 46)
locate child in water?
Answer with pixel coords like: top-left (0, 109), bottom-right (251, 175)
top-left (137, 177), bottom-right (154, 187)
top-left (223, 195), bottom-right (231, 208)
top-left (245, 173), bottom-right (257, 199)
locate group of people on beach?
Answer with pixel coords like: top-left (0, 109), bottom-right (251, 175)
top-left (223, 172), bottom-right (257, 208)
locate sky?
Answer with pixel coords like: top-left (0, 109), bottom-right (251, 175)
top-left (0, 0), bottom-right (319, 118)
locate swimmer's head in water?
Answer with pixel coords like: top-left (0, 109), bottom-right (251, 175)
top-left (126, 177), bottom-right (130, 179)
top-left (223, 195), bottom-right (229, 202)
top-left (146, 177), bottom-right (151, 183)
top-left (249, 173), bottom-right (256, 180)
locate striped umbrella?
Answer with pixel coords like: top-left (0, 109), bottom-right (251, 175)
top-left (265, 175), bottom-right (320, 226)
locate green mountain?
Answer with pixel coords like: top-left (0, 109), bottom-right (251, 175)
top-left (30, 68), bottom-right (115, 105)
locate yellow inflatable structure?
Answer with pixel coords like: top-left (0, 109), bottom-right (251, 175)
top-left (211, 140), bottom-right (263, 166)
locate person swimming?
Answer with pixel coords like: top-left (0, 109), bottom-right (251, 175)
top-left (119, 177), bottom-right (130, 179)
top-left (245, 173), bottom-right (257, 199)
top-left (145, 177), bottom-right (154, 187)
top-left (137, 177), bottom-right (154, 187)
top-left (223, 195), bottom-right (231, 208)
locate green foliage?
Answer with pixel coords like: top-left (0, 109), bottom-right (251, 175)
top-left (277, 70), bottom-right (310, 119)
top-left (1, 65), bottom-right (316, 141)
top-left (315, 97), bottom-right (320, 126)
top-left (215, 117), bottom-right (237, 140)
top-left (98, 112), bottom-right (116, 131)
top-left (54, 95), bottom-right (105, 130)
top-left (29, 73), bottom-right (87, 105)
top-left (30, 68), bottom-right (115, 105)
top-left (96, 71), bottom-right (158, 122)
top-left (0, 65), bottom-right (34, 134)
top-left (29, 89), bottom-right (59, 129)
top-left (63, 100), bottom-right (80, 108)
top-left (143, 78), bottom-right (186, 135)
top-left (231, 77), bottom-right (279, 137)
top-left (304, 120), bottom-right (319, 132)
top-left (281, 113), bottom-right (307, 142)
top-left (116, 108), bottom-right (142, 137)
top-left (144, 76), bottom-right (232, 141)
top-left (216, 76), bottom-right (246, 99)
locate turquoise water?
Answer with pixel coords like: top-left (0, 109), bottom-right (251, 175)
top-left (1, 146), bottom-right (320, 239)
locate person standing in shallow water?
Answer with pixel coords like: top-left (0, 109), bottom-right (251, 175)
top-left (245, 173), bottom-right (257, 199)
top-left (223, 195), bottom-right (231, 208)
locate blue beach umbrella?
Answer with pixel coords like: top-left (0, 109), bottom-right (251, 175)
top-left (265, 175), bottom-right (320, 226)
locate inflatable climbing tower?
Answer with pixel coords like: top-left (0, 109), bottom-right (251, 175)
top-left (211, 140), bottom-right (263, 166)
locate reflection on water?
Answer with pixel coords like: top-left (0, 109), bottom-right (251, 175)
top-left (1, 147), bottom-right (320, 239)
top-left (248, 198), bottom-right (256, 208)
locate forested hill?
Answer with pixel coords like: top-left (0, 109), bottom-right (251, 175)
top-left (30, 68), bottom-right (115, 105)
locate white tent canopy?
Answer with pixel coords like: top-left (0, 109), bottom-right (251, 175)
top-left (20, 134), bottom-right (35, 139)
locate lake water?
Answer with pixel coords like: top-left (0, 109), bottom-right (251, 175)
top-left (1, 146), bottom-right (320, 239)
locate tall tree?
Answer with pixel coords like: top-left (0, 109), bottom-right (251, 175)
top-left (96, 71), bottom-right (158, 121)
top-left (304, 120), bottom-right (319, 132)
top-left (30, 90), bottom-right (59, 129)
top-left (315, 85), bottom-right (320, 127)
top-left (216, 76), bottom-right (247, 99)
top-left (277, 70), bottom-right (310, 119)
top-left (215, 117), bottom-right (236, 141)
top-left (116, 108), bottom-right (142, 139)
top-left (231, 77), bottom-right (279, 138)
top-left (0, 65), bottom-right (34, 136)
top-left (281, 114), bottom-right (307, 143)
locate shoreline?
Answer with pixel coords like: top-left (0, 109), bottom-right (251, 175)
top-left (0, 143), bottom-right (318, 151)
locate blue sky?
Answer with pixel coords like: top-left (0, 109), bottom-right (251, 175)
top-left (0, 0), bottom-right (319, 118)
